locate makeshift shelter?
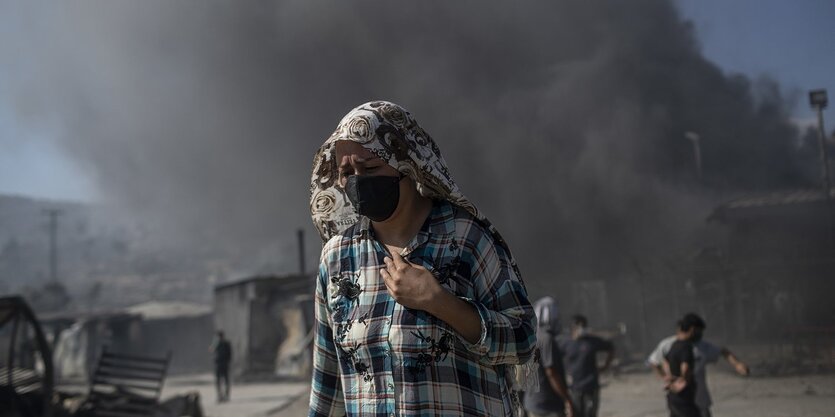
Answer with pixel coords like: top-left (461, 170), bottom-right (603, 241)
top-left (44, 311), bottom-right (141, 383)
top-left (125, 301), bottom-right (213, 375)
top-left (213, 275), bottom-right (314, 380)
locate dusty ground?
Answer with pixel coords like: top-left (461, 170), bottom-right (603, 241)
top-left (598, 370), bottom-right (835, 417)
top-left (273, 370), bottom-right (835, 417)
top-left (153, 369), bottom-right (835, 416)
top-left (274, 390), bottom-right (311, 416)
top-left (161, 373), bottom-right (308, 417)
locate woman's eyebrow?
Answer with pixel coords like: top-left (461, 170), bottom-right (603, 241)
top-left (340, 155), bottom-right (381, 166)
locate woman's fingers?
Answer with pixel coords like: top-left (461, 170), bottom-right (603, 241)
top-left (381, 266), bottom-right (403, 300)
top-left (384, 254), bottom-right (409, 273)
top-left (381, 267), bottom-right (394, 288)
top-left (389, 251), bottom-right (410, 270)
top-left (383, 257), bottom-right (397, 275)
top-left (382, 259), bottom-right (401, 283)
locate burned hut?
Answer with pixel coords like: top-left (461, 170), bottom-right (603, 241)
top-left (43, 310), bottom-right (142, 383)
top-left (125, 301), bottom-right (213, 375)
top-left (213, 274), bottom-right (314, 380)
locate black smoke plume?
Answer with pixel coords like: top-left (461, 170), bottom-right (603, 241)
top-left (1, 1), bottom-right (812, 286)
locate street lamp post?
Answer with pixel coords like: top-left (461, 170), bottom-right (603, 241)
top-left (809, 89), bottom-right (831, 195)
top-left (810, 89), bottom-right (835, 250)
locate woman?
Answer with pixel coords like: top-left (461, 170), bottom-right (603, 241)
top-left (309, 101), bottom-right (536, 417)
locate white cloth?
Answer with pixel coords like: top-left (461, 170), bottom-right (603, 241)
top-left (647, 336), bottom-right (722, 409)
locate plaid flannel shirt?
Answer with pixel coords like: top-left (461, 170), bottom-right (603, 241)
top-left (309, 200), bottom-right (536, 417)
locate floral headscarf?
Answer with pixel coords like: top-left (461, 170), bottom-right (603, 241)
top-left (310, 100), bottom-right (483, 242)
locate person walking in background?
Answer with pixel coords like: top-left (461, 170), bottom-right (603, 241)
top-left (648, 313), bottom-right (750, 417)
top-left (524, 297), bottom-right (575, 417)
top-left (211, 330), bottom-right (232, 403)
top-left (563, 315), bottom-right (614, 417)
top-left (662, 316), bottom-right (701, 417)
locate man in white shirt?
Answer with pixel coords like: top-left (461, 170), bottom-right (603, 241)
top-left (647, 313), bottom-right (749, 417)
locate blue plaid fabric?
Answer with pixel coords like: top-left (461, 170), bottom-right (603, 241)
top-left (309, 200), bottom-right (537, 417)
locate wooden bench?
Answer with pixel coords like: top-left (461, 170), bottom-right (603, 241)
top-left (86, 348), bottom-right (171, 417)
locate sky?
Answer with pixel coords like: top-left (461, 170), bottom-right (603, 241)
top-left (0, 0), bottom-right (833, 202)
top-left (0, 104), bottom-right (99, 201)
top-left (676, 0), bottom-right (835, 123)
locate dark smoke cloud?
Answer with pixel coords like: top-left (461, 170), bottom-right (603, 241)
top-left (1, 1), bottom-right (812, 284)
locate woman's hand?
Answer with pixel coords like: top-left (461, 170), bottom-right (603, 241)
top-left (382, 250), bottom-right (482, 344)
top-left (381, 251), bottom-right (443, 312)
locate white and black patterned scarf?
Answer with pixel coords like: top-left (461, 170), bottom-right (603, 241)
top-left (310, 100), bottom-right (481, 242)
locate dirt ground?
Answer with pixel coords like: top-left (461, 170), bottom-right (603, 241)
top-left (160, 373), bottom-right (309, 417)
top-left (275, 391), bottom-right (311, 416)
top-left (275, 370), bottom-right (835, 417)
top-left (598, 370), bottom-right (835, 417)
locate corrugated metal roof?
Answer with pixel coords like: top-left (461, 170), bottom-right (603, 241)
top-left (125, 301), bottom-right (211, 320)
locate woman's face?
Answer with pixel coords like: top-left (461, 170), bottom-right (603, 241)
top-left (335, 140), bottom-right (400, 187)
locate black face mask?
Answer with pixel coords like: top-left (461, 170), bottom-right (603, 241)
top-left (345, 174), bottom-right (403, 222)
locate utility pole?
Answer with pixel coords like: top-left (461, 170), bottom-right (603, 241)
top-left (43, 209), bottom-right (63, 282)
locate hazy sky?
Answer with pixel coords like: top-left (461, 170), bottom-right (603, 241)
top-left (676, 0), bottom-right (835, 122)
top-left (0, 0), bottom-right (833, 202)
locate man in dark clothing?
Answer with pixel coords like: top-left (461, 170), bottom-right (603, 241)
top-left (211, 330), bottom-right (232, 402)
top-left (648, 313), bottom-right (750, 417)
top-left (663, 316), bottom-right (701, 417)
top-left (524, 297), bottom-right (575, 417)
top-left (563, 315), bottom-right (614, 417)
